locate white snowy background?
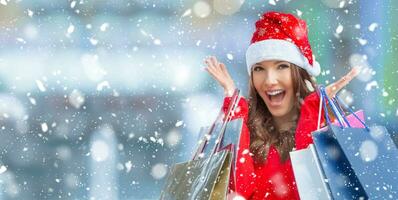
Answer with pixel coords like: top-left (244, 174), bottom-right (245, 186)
top-left (0, 0), bottom-right (397, 199)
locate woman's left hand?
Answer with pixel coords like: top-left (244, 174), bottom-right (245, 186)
top-left (325, 67), bottom-right (361, 97)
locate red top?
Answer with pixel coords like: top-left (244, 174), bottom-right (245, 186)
top-left (222, 91), bottom-right (326, 200)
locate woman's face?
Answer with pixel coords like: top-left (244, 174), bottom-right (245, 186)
top-left (252, 60), bottom-right (296, 120)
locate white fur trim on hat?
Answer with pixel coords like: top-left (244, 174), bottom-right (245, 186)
top-left (245, 39), bottom-right (321, 76)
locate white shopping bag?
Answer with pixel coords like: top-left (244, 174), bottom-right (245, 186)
top-left (290, 144), bottom-right (332, 200)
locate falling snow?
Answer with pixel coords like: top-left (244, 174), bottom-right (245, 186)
top-left (66, 24), bottom-right (75, 37)
top-left (359, 140), bottom-right (378, 162)
top-left (368, 23), bottom-right (378, 32)
top-left (175, 120), bottom-right (184, 127)
top-left (70, 1), bottom-right (76, 9)
top-left (227, 53), bottom-right (234, 60)
top-left (96, 81), bottom-right (111, 91)
top-left (125, 161), bottom-right (133, 173)
top-left (269, 0), bottom-right (276, 6)
top-left (0, 1), bottom-right (396, 200)
top-left (181, 9), bottom-right (192, 18)
top-left (100, 23), bottom-right (110, 32)
top-left (89, 37), bottom-right (98, 45)
top-left (0, 165), bottom-right (7, 174)
top-left (336, 24), bottom-right (344, 34)
top-left (41, 123), bottom-right (48, 132)
top-left (27, 9), bottom-right (34, 17)
top-left (151, 163), bottom-right (167, 180)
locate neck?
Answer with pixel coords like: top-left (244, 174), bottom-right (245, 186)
top-left (273, 109), bottom-right (298, 132)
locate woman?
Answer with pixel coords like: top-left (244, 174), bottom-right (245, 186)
top-left (204, 11), bottom-right (360, 199)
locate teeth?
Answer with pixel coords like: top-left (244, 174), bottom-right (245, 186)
top-left (267, 90), bottom-right (284, 96)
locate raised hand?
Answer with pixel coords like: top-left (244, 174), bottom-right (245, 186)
top-left (204, 56), bottom-right (236, 96)
top-left (325, 67), bottom-right (361, 98)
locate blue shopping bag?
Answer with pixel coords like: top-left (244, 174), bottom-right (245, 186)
top-left (312, 86), bottom-right (398, 199)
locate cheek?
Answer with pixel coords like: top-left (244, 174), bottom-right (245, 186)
top-left (285, 90), bottom-right (296, 109)
top-left (283, 70), bottom-right (293, 84)
top-left (252, 76), bottom-right (263, 91)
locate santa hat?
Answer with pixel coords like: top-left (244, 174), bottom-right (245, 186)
top-left (246, 11), bottom-right (321, 76)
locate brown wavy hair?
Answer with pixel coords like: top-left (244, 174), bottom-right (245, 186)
top-left (247, 63), bottom-right (317, 164)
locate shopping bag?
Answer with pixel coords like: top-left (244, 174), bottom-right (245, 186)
top-left (160, 90), bottom-right (241, 200)
top-left (159, 149), bottom-right (232, 200)
top-left (312, 86), bottom-right (398, 199)
top-left (290, 144), bottom-right (332, 200)
top-left (192, 119), bottom-right (244, 189)
top-left (312, 127), bottom-right (368, 199)
top-left (328, 97), bottom-right (398, 198)
top-left (291, 107), bottom-right (365, 200)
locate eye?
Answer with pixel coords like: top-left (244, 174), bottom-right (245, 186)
top-left (253, 66), bottom-right (264, 72)
top-left (278, 64), bottom-right (290, 70)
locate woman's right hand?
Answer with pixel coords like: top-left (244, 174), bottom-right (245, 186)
top-left (204, 56), bottom-right (236, 96)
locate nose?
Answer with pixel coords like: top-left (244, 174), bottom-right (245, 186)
top-left (264, 70), bottom-right (278, 86)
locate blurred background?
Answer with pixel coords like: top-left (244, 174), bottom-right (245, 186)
top-left (0, 0), bottom-right (397, 199)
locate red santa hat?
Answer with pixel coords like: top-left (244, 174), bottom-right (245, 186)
top-left (246, 11), bottom-right (321, 76)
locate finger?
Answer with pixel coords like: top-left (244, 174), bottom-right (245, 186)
top-left (206, 68), bottom-right (225, 85)
top-left (348, 66), bottom-right (361, 78)
top-left (209, 58), bottom-right (225, 76)
top-left (205, 58), bottom-right (217, 70)
top-left (205, 67), bottom-right (218, 79)
top-left (333, 68), bottom-right (358, 92)
top-left (205, 64), bottom-right (223, 78)
top-left (220, 63), bottom-right (232, 78)
top-left (207, 62), bottom-right (219, 74)
top-left (210, 56), bottom-right (220, 70)
top-left (326, 67), bottom-right (360, 97)
top-left (205, 64), bottom-right (216, 75)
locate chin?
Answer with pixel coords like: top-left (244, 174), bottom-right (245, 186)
top-left (269, 109), bottom-right (288, 117)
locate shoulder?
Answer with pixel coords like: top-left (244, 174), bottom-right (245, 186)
top-left (303, 91), bottom-right (320, 103)
top-left (301, 91), bottom-right (320, 108)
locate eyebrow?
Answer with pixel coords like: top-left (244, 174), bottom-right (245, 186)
top-left (254, 61), bottom-right (288, 65)
top-left (273, 61), bottom-right (287, 64)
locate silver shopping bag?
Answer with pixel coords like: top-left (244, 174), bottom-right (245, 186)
top-left (159, 149), bottom-right (232, 200)
top-left (160, 90), bottom-right (241, 200)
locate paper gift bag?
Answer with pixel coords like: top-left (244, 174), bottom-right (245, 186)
top-left (329, 124), bottom-right (398, 199)
top-left (312, 127), bottom-right (368, 199)
top-left (290, 144), bottom-right (332, 200)
top-left (159, 149), bottom-right (232, 200)
top-left (312, 86), bottom-right (398, 199)
top-left (292, 86), bottom-right (367, 200)
top-left (160, 89), bottom-right (241, 200)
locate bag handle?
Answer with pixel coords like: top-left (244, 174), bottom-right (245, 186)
top-left (331, 97), bottom-right (351, 127)
top-left (322, 86), bottom-right (350, 127)
top-left (318, 85), bottom-right (369, 131)
top-left (192, 110), bottom-right (224, 160)
top-left (212, 89), bottom-right (240, 154)
top-left (319, 86), bottom-right (345, 128)
top-left (192, 89), bottom-right (240, 160)
top-left (334, 95), bottom-right (369, 131)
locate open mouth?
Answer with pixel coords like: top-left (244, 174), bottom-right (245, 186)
top-left (266, 90), bottom-right (286, 106)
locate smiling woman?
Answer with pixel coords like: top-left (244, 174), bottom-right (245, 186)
top-left (252, 61), bottom-right (296, 118)
top-left (249, 60), bottom-right (315, 164)
top-left (204, 11), bottom-right (359, 200)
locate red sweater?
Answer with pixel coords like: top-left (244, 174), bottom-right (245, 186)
top-left (222, 91), bottom-right (325, 200)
